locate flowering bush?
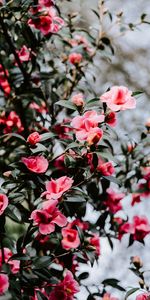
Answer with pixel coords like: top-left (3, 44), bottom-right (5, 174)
top-left (0, 0), bottom-right (149, 299)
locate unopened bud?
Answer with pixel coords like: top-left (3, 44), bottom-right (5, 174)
top-left (131, 256), bottom-right (143, 269)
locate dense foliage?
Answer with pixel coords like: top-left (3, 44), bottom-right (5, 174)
top-left (0, 0), bottom-right (149, 299)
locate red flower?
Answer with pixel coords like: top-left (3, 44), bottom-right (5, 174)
top-left (88, 234), bottom-right (100, 256)
top-left (49, 270), bottom-right (80, 300)
top-left (105, 111), bottom-right (117, 127)
top-left (132, 216), bottom-right (150, 241)
top-left (97, 158), bottom-right (115, 176)
top-left (0, 274), bottom-right (9, 295)
top-left (30, 200), bottom-right (67, 235)
top-left (0, 65), bottom-right (11, 96)
top-left (27, 132), bottom-right (41, 146)
top-left (0, 248), bottom-right (20, 274)
top-left (42, 176), bottom-right (73, 200)
top-left (131, 194), bottom-right (141, 206)
top-left (21, 156), bottom-right (48, 173)
top-left (104, 188), bottom-right (125, 214)
top-left (61, 228), bottom-right (80, 250)
top-left (68, 53), bottom-right (83, 65)
top-left (0, 194), bottom-right (8, 216)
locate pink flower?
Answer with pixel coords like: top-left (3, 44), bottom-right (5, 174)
top-left (88, 234), bottom-right (100, 256)
top-left (27, 132), bottom-right (41, 146)
top-left (0, 248), bottom-right (20, 274)
top-left (5, 111), bottom-right (23, 133)
top-left (102, 293), bottom-right (119, 300)
top-left (97, 158), bottom-right (115, 176)
top-left (0, 194), bottom-right (8, 216)
top-left (118, 222), bottom-right (134, 240)
top-left (42, 176), bottom-right (73, 200)
top-left (71, 110), bottom-right (104, 144)
top-left (136, 293), bottom-right (150, 300)
top-left (49, 270), bottom-right (80, 300)
top-left (132, 216), bottom-right (150, 241)
top-left (39, 0), bottom-right (54, 6)
top-left (30, 200), bottom-right (67, 235)
top-left (71, 93), bottom-right (85, 107)
top-left (104, 188), bottom-right (125, 214)
top-left (100, 86), bottom-right (136, 111)
top-left (0, 274), bottom-right (9, 295)
top-left (68, 219), bottom-right (89, 231)
top-left (68, 53), bottom-right (83, 65)
top-left (21, 156), bottom-right (48, 173)
top-left (28, 7), bottom-right (64, 35)
top-left (105, 111), bottom-right (117, 127)
top-left (16, 45), bottom-right (31, 62)
top-left (61, 228), bottom-right (80, 250)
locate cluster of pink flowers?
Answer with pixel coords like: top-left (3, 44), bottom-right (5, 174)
top-left (0, 111), bottom-right (24, 133)
top-left (119, 216), bottom-right (150, 241)
top-left (104, 188), bottom-right (125, 214)
top-left (0, 64), bottom-right (11, 96)
top-left (28, 1), bottom-right (64, 35)
top-left (49, 270), bottom-right (80, 300)
top-left (87, 153), bottom-right (115, 176)
top-left (71, 110), bottom-right (104, 145)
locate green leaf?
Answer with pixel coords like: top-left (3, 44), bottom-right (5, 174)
top-left (33, 256), bottom-right (51, 269)
top-left (102, 278), bottom-right (125, 291)
top-left (64, 197), bottom-right (86, 203)
top-left (125, 288), bottom-right (139, 300)
top-left (132, 91), bottom-right (143, 97)
top-left (102, 176), bottom-right (121, 186)
top-left (78, 272), bottom-right (89, 280)
top-left (0, 133), bottom-right (26, 142)
top-left (65, 142), bottom-right (79, 151)
top-left (40, 132), bottom-right (56, 142)
top-left (55, 100), bottom-right (77, 110)
top-left (36, 291), bottom-right (48, 300)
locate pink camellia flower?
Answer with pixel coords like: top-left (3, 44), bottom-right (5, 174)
top-left (105, 111), bottom-right (117, 127)
top-left (5, 111), bottom-right (24, 133)
top-left (0, 194), bottom-right (8, 216)
top-left (61, 228), bottom-right (80, 250)
top-left (16, 45), bottom-right (31, 62)
top-left (68, 53), bottom-right (83, 65)
top-left (118, 222), bottom-right (134, 240)
top-left (29, 101), bottom-right (47, 114)
top-left (21, 156), bottom-right (48, 173)
top-left (102, 292), bottom-right (119, 300)
top-left (97, 158), bottom-right (115, 176)
top-left (71, 110), bottom-right (104, 144)
top-left (100, 86), bottom-right (136, 111)
top-left (132, 216), bottom-right (150, 241)
top-left (27, 132), bottom-right (41, 146)
top-left (68, 218), bottom-right (89, 231)
top-left (42, 176), bottom-right (73, 200)
top-left (28, 7), bottom-right (64, 35)
top-left (49, 270), bottom-right (80, 300)
top-left (39, 0), bottom-right (54, 6)
top-left (0, 248), bottom-right (20, 274)
top-left (104, 188), bottom-right (125, 214)
top-left (71, 93), bottom-right (85, 107)
top-left (136, 293), bottom-right (150, 300)
top-left (0, 274), bottom-right (9, 295)
top-left (30, 200), bottom-right (67, 235)
top-left (88, 234), bottom-right (100, 256)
